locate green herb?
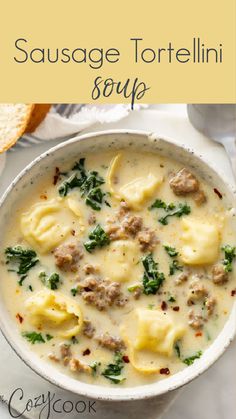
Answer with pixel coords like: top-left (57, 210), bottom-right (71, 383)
top-left (39, 272), bottom-right (60, 290)
top-left (169, 260), bottom-right (183, 276)
top-left (90, 361), bottom-right (101, 376)
top-left (18, 275), bottom-right (27, 286)
top-left (149, 199), bottom-right (175, 211)
top-left (174, 342), bottom-right (181, 358)
top-left (22, 331), bottom-right (45, 344)
top-left (142, 254), bottom-right (165, 295)
top-left (127, 284), bottom-right (142, 293)
top-left (71, 287), bottom-right (78, 297)
top-left (102, 352), bottom-right (126, 384)
top-left (71, 336), bottom-right (79, 344)
top-left (5, 246), bottom-right (39, 279)
top-left (46, 334), bottom-right (53, 341)
top-left (183, 350), bottom-right (202, 366)
top-left (164, 245), bottom-right (179, 257)
top-left (84, 224), bottom-right (110, 253)
top-left (168, 295), bottom-right (176, 302)
top-left (58, 159), bottom-right (106, 211)
top-left (28, 285), bottom-right (33, 292)
top-left (159, 203), bottom-right (191, 225)
top-left (222, 245), bottom-right (236, 272)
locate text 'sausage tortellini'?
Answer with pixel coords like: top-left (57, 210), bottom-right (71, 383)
top-left (180, 217), bottom-right (221, 265)
top-left (21, 199), bottom-right (71, 253)
top-left (25, 290), bottom-right (83, 338)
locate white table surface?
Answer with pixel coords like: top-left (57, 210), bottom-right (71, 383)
top-left (0, 104), bottom-right (235, 419)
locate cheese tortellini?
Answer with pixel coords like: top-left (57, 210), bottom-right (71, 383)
top-left (21, 200), bottom-right (71, 253)
top-left (107, 153), bottom-right (163, 208)
top-left (25, 290), bottom-right (83, 338)
top-left (121, 308), bottom-right (185, 373)
top-left (102, 240), bottom-right (140, 282)
top-left (180, 217), bottom-right (220, 265)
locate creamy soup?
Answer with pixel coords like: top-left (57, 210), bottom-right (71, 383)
top-left (1, 149), bottom-right (236, 387)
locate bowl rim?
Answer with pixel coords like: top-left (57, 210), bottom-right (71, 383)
top-left (0, 128), bottom-right (235, 401)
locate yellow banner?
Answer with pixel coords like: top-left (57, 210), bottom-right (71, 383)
top-left (0, 0), bottom-right (235, 104)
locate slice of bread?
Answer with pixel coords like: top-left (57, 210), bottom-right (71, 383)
top-left (0, 103), bottom-right (51, 153)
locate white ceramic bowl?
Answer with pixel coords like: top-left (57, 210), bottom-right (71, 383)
top-left (0, 130), bottom-right (235, 401)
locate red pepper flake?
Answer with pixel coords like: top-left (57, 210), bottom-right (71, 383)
top-left (71, 230), bottom-right (76, 236)
top-left (40, 194), bottom-right (48, 200)
top-left (213, 188), bottom-right (223, 199)
top-left (173, 306), bottom-right (180, 311)
top-left (53, 167), bottom-right (60, 186)
top-left (161, 301), bottom-right (168, 311)
top-left (231, 289), bottom-right (236, 297)
top-left (16, 313), bottom-right (24, 324)
top-left (82, 348), bottom-right (91, 356)
top-left (160, 367), bottom-right (170, 375)
top-left (122, 355), bottom-right (130, 363)
top-left (195, 331), bottom-right (202, 337)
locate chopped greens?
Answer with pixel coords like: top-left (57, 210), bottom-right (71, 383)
top-left (84, 224), bottom-right (110, 253)
top-left (22, 331), bottom-right (45, 344)
top-left (222, 245), bottom-right (236, 272)
top-left (174, 342), bottom-right (181, 358)
top-left (164, 245), bottom-right (179, 257)
top-left (39, 272), bottom-right (60, 290)
top-left (127, 284), bottom-right (142, 293)
top-left (149, 200), bottom-right (191, 225)
top-left (71, 287), bottom-right (78, 297)
top-left (183, 350), bottom-right (202, 366)
top-left (71, 336), bottom-right (79, 344)
top-left (168, 295), bottom-right (176, 303)
top-left (46, 334), bottom-right (53, 341)
top-left (169, 260), bottom-right (183, 276)
top-left (102, 352), bottom-right (125, 384)
top-left (142, 254), bottom-right (165, 295)
top-left (5, 246), bottom-right (39, 282)
top-left (90, 361), bottom-right (101, 376)
top-left (58, 158), bottom-right (106, 211)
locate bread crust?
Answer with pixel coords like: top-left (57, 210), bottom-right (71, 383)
top-left (25, 104), bottom-right (51, 133)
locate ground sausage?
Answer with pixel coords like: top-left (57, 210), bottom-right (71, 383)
top-left (175, 272), bottom-right (189, 285)
top-left (96, 333), bottom-right (125, 351)
top-left (54, 243), bottom-right (83, 272)
top-left (193, 190), bottom-right (207, 205)
top-left (137, 229), bottom-right (158, 252)
top-left (78, 276), bottom-right (127, 311)
top-left (212, 264), bottom-right (228, 285)
top-left (187, 280), bottom-right (208, 305)
top-left (188, 309), bottom-right (204, 329)
top-left (205, 296), bottom-right (216, 316)
top-left (83, 319), bottom-right (96, 338)
top-left (122, 215), bottom-right (143, 237)
top-left (69, 358), bottom-right (92, 374)
top-left (169, 168), bottom-right (199, 196)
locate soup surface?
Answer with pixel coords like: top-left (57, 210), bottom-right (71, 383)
top-left (1, 149), bottom-right (236, 387)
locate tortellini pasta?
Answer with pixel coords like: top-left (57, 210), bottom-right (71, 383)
top-left (180, 217), bottom-right (220, 265)
top-left (25, 290), bottom-right (83, 338)
top-left (102, 240), bottom-right (140, 282)
top-left (107, 153), bottom-right (163, 208)
top-left (66, 195), bottom-right (85, 232)
top-left (121, 308), bottom-right (185, 373)
top-left (21, 199), bottom-right (71, 253)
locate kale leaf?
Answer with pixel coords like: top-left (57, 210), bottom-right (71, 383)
top-left (84, 224), bottom-right (110, 253)
top-left (39, 272), bottom-right (60, 290)
top-left (169, 260), bottom-right (183, 276)
top-left (183, 350), bottom-right (202, 366)
top-left (164, 245), bottom-right (179, 257)
top-left (5, 246), bottom-right (39, 282)
top-left (58, 158), bottom-right (106, 211)
top-left (22, 331), bottom-right (45, 344)
top-left (159, 203), bottom-right (191, 225)
top-left (102, 352), bottom-right (125, 384)
top-left (222, 245), bottom-right (236, 272)
top-left (142, 253), bottom-right (165, 295)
